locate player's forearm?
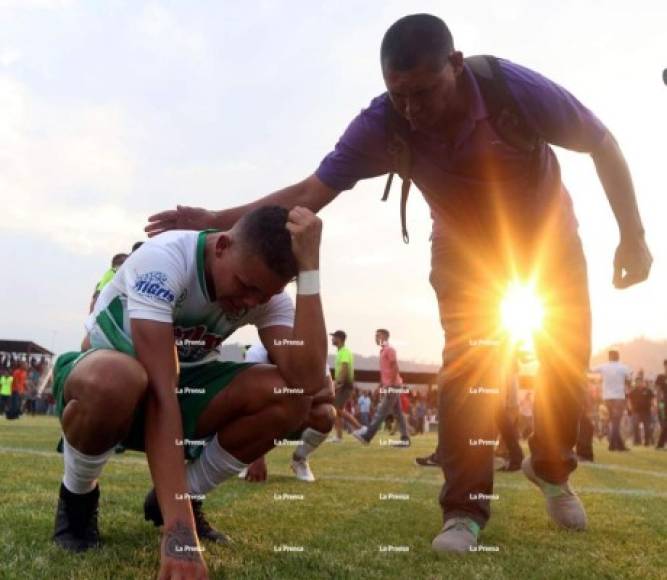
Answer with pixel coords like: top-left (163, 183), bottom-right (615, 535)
top-left (144, 387), bottom-right (195, 528)
top-left (312, 377), bottom-right (335, 405)
top-left (283, 294), bottom-right (327, 395)
top-left (131, 319), bottom-right (195, 531)
top-left (591, 132), bottom-right (645, 239)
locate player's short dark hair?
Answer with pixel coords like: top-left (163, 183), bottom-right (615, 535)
top-left (609, 350), bottom-right (619, 361)
top-left (111, 253), bottom-right (128, 267)
top-left (236, 206), bottom-right (298, 280)
top-left (381, 14), bottom-right (454, 72)
top-left (131, 241), bottom-right (144, 253)
top-left (376, 328), bottom-right (390, 339)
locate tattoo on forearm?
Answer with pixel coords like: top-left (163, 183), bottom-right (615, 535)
top-left (164, 520), bottom-right (200, 561)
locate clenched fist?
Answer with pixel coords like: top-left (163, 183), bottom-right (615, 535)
top-left (285, 206), bottom-right (322, 272)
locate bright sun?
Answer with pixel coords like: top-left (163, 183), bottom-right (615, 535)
top-left (500, 281), bottom-right (545, 344)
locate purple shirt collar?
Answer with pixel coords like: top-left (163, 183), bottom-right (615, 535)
top-left (429, 63), bottom-right (487, 150)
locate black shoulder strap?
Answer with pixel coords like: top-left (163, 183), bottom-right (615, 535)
top-left (382, 99), bottom-right (412, 243)
top-left (465, 55), bottom-right (542, 153)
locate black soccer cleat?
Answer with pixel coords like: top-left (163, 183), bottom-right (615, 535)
top-left (414, 452), bottom-right (440, 467)
top-left (53, 483), bottom-right (102, 552)
top-left (143, 488), bottom-right (231, 545)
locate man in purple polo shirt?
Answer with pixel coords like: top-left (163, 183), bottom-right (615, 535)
top-left (147, 14), bottom-right (652, 553)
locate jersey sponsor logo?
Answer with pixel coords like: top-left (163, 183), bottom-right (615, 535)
top-left (174, 325), bottom-right (231, 362)
top-left (134, 271), bottom-right (176, 303)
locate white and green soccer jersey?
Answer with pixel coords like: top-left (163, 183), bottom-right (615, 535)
top-left (85, 230), bottom-right (294, 366)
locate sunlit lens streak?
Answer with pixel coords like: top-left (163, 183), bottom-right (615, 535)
top-left (438, 171), bottom-right (566, 382)
top-left (500, 281), bottom-right (544, 345)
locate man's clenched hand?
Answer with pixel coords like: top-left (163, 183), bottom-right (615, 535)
top-left (285, 206), bottom-right (322, 271)
top-left (613, 235), bottom-right (652, 289)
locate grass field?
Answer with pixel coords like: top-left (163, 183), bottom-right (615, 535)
top-left (1, 416), bottom-right (666, 580)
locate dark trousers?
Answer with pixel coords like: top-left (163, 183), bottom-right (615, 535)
top-left (634, 411), bottom-right (653, 446)
top-left (495, 404), bottom-right (523, 467)
top-left (606, 399), bottom-right (627, 450)
top-left (657, 416), bottom-right (667, 448)
top-left (431, 235), bottom-right (590, 528)
top-left (576, 414), bottom-right (594, 460)
top-left (6, 392), bottom-right (22, 419)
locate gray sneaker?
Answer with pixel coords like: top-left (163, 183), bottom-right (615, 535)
top-left (432, 517), bottom-right (480, 554)
top-left (522, 456), bottom-right (587, 531)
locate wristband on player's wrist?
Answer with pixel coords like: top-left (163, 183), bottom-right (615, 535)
top-left (297, 270), bottom-right (319, 295)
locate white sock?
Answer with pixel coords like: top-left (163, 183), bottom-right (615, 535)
top-left (294, 428), bottom-right (328, 461)
top-left (186, 436), bottom-right (247, 496)
top-left (62, 436), bottom-right (114, 494)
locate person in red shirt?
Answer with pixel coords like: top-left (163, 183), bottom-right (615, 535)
top-left (353, 329), bottom-right (410, 446)
top-left (9, 362), bottom-right (28, 419)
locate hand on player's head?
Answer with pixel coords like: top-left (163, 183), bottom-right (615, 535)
top-left (145, 205), bottom-right (215, 238)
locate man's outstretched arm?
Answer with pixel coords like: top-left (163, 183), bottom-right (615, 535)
top-left (591, 132), bottom-right (652, 289)
top-left (145, 174), bottom-right (338, 236)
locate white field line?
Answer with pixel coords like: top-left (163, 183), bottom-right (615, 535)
top-left (1, 446), bottom-right (665, 498)
top-left (581, 462), bottom-right (667, 478)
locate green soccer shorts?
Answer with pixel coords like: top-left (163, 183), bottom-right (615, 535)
top-left (53, 350), bottom-right (254, 460)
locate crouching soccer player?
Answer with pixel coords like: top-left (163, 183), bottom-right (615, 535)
top-left (240, 343), bottom-right (335, 482)
top-left (51, 206), bottom-right (327, 580)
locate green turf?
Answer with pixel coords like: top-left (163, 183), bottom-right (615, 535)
top-left (1, 416), bottom-right (665, 579)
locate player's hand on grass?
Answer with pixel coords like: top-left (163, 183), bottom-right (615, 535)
top-left (612, 234), bottom-right (652, 289)
top-left (244, 456), bottom-right (268, 483)
top-left (145, 205), bottom-right (217, 237)
top-left (158, 520), bottom-right (208, 580)
top-left (285, 206), bottom-right (322, 271)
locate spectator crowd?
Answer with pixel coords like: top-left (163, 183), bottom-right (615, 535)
top-left (0, 353), bottom-right (55, 419)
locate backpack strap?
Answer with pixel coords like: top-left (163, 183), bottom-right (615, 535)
top-left (465, 55), bottom-right (542, 153)
top-left (382, 99), bottom-right (412, 243)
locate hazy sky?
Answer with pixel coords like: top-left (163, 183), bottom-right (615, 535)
top-left (1, 0), bottom-right (665, 364)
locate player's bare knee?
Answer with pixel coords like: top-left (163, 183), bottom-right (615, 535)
top-left (308, 403), bottom-right (336, 433)
top-left (74, 354), bottom-right (147, 421)
top-left (273, 393), bottom-right (312, 434)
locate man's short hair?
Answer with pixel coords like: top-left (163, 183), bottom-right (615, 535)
top-left (111, 253), bottom-right (128, 267)
top-left (376, 328), bottom-right (390, 339)
top-left (609, 350), bottom-right (619, 361)
top-left (236, 206), bottom-right (298, 280)
top-left (131, 241), bottom-right (144, 253)
top-left (330, 330), bottom-right (347, 342)
top-left (381, 13), bottom-right (454, 72)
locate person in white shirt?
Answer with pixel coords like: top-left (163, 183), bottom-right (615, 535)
top-left (592, 350), bottom-right (632, 451)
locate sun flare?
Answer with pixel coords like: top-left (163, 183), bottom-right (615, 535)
top-left (500, 281), bottom-right (545, 345)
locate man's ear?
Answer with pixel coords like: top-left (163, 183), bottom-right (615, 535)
top-left (215, 233), bottom-right (233, 257)
top-left (448, 51), bottom-right (464, 76)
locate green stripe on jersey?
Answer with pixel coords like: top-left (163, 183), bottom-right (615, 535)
top-left (108, 295), bottom-right (124, 328)
top-left (196, 231), bottom-right (211, 302)
top-left (96, 308), bottom-right (135, 356)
